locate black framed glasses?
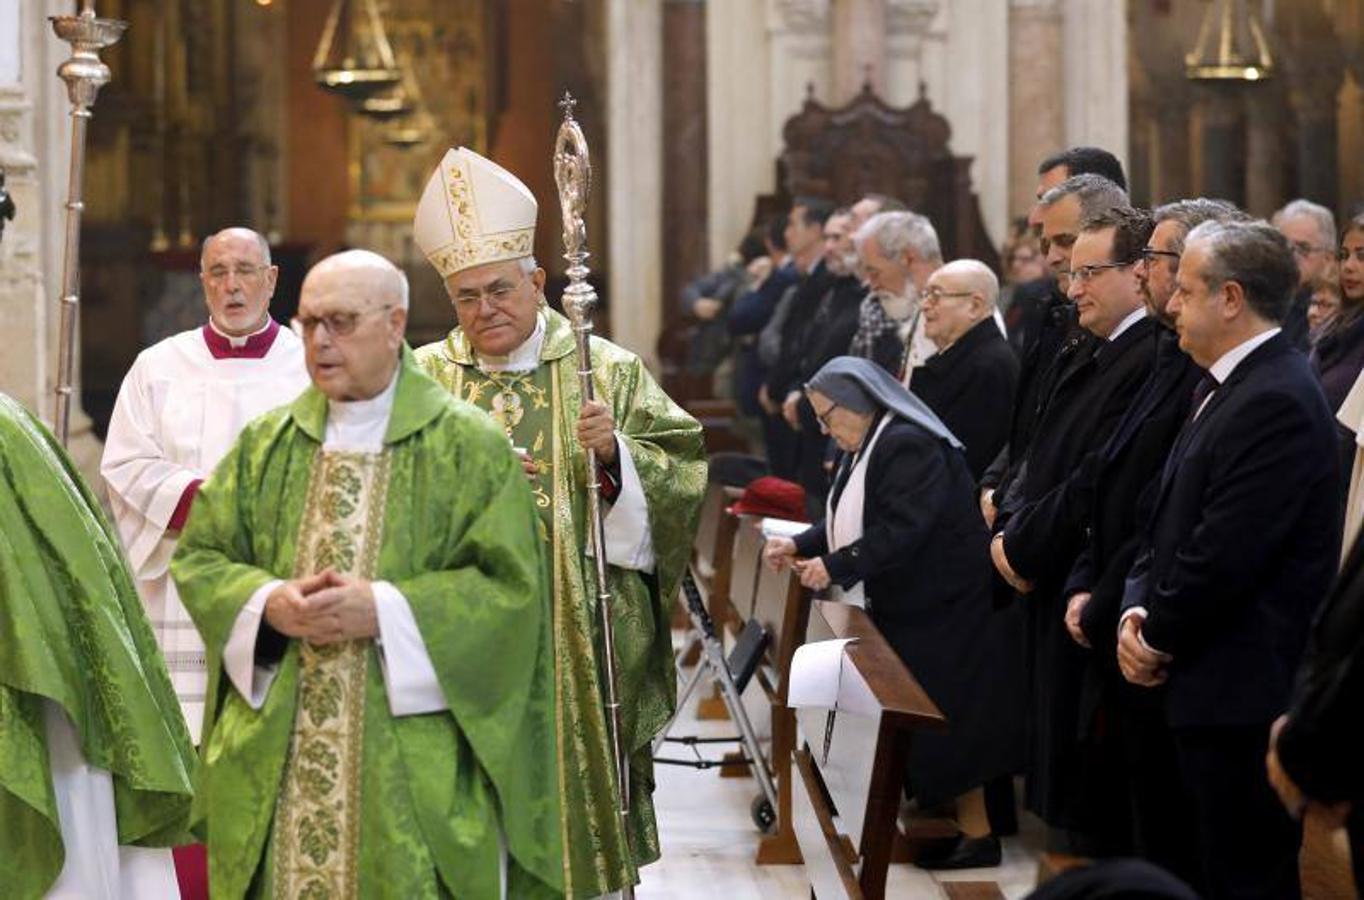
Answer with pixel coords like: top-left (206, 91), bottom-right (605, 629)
top-left (1070, 261), bottom-right (1134, 283)
top-left (1293, 241), bottom-right (1330, 257)
top-left (297, 304), bottom-right (395, 338)
top-left (1140, 247), bottom-right (1181, 263)
top-left (814, 401), bottom-right (840, 430)
top-left (922, 286), bottom-right (977, 305)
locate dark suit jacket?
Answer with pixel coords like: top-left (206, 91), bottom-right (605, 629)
top-left (981, 286), bottom-right (1085, 491)
top-left (1123, 333), bottom-right (1341, 728)
top-left (1072, 326), bottom-right (1204, 656)
top-left (764, 261), bottom-right (835, 399)
top-left (1000, 316), bottom-right (1160, 586)
top-left (911, 316), bottom-right (1020, 480)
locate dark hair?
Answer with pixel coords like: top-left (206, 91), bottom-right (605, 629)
top-left (1080, 206), bottom-right (1155, 265)
top-left (792, 196), bottom-right (836, 229)
top-left (1342, 211), bottom-right (1364, 243)
top-left (1185, 220), bottom-right (1298, 323)
top-left (1152, 198), bottom-right (1249, 256)
top-left (765, 214), bottom-right (788, 251)
top-left (738, 231), bottom-right (767, 264)
top-left (1038, 146), bottom-right (1128, 191)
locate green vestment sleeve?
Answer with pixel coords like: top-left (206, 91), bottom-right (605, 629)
top-left (0, 393), bottom-right (195, 900)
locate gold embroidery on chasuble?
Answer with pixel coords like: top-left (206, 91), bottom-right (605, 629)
top-left (273, 450), bottom-right (390, 900)
top-left (457, 366), bottom-right (554, 515)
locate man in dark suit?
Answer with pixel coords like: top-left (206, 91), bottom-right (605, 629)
top-left (1059, 199), bottom-right (1248, 887)
top-left (981, 154), bottom-right (1127, 528)
top-left (1120, 220), bottom-right (1341, 899)
top-left (912, 259), bottom-right (1020, 479)
top-left (990, 200), bottom-right (1157, 850)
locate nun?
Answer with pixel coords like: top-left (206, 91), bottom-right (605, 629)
top-left (764, 355), bottom-right (1023, 869)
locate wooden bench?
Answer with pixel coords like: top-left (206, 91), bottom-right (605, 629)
top-left (790, 599), bottom-right (951, 898)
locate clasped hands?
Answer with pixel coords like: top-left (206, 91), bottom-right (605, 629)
top-left (990, 533), bottom-right (1034, 594)
top-left (763, 536), bottom-right (831, 590)
top-left (264, 569), bottom-right (378, 645)
top-left (1117, 612), bottom-right (1172, 687)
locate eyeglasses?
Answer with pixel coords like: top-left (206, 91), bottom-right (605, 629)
top-left (922, 287), bottom-right (977, 305)
top-left (1070, 261), bottom-right (1134, 284)
top-left (1140, 247), bottom-right (1181, 263)
top-left (296, 304), bottom-right (394, 338)
top-left (1293, 241), bottom-right (1330, 257)
top-left (203, 264), bottom-right (270, 283)
top-left (1337, 247), bottom-right (1364, 264)
top-left (452, 273), bottom-right (529, 310)
top-left (814, 401), bottom-right (839, 430)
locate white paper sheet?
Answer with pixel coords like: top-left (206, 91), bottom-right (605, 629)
top-left (786, 637), bottom-right (857, 709)
top-left (760, 517), bottom-right (808, 539)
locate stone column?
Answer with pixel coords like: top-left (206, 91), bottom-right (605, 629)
top-left (1195, 83), bottom-right (1245, 206)
top-left (1287, 82), bottom-right (1342, 206)
top-left (1008, 0), bottom-right (1064, 219)
top-left (1243, 83), bottom-right (1287, 217)
top-left (0, 0), bottom-right (102, 474)
top-left (606, 0), bottom-right (663, 368)
top-left (1062, 0), bottom-right (1127, 163)
top-left (661, 0), bottom-right (709, 348)
top-left (832, 0), bottom-right (886, 102)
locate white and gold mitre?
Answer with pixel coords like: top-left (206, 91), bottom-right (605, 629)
top-left (413, 147), bottom-right (537, 279)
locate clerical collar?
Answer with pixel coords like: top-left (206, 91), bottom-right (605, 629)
top-left (324, 365), bottom-right (400, 451)
top-left (203, 317), bottom-right (279, 360)
top-left (476, 313), bottom-right (545, 373)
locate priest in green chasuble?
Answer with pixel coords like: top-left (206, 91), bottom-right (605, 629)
top-left (171, 250), bottom-right (563, 899)
top-left (412, 147), bottom-right (708, 897)
top-left (0, 391), bottom-right (195, 899)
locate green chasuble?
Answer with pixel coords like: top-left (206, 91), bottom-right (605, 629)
top-left (0, 392), bottom-right (196, 900)
top-left (171, 349), bottom-right (563, 899)
top-left (416, 309), bottom-right (707, 896)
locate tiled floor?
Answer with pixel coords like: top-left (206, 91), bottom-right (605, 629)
top-left (639, 679), bottom-right (1045, 899)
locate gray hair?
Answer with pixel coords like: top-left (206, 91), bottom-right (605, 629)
top-left (1185, 219), bottom-right (1297, 323)
top-left (1153, 198), bottom-right (1249, 256)
top-left (517, 255), bottom-right (539, 275)
top-left (1271, 199), bottom-right (1336, 249)
top-left (201, 227), bottom-right (272, 267)
top-left (1038, 174), bottom-right (1128, 222)
top-left (853, 210), bottom-right (943, 265)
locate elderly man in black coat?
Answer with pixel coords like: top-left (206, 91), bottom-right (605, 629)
top-left (989, 194), bottom-right (1156, 851)
top-left (911, 260), bottom-right (1020, 480)
top-left (1120, 220), bottom-right (1340, 900)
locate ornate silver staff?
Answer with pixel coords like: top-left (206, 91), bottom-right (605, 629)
top-left (49, 1), bottom-right (126, 445)
top-left (554, 92), bottom-right (635, 895)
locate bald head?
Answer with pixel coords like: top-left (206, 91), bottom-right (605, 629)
top-left (202, 227), bottom-right (271, 267)
top-left (298, 250), bottom-right (409, 401)
top-left (923, 259), bottom-right (998, 349)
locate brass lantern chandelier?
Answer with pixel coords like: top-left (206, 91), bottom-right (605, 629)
top-left (312, 0), bottom-right (402, 99)
top-left (1186, 0), bottom-right (1275, 82)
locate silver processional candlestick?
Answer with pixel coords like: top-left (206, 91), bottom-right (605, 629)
top-left (49, 1), bottom-right (126, 446)
top-left (554, 92), bottom-right (636, 898)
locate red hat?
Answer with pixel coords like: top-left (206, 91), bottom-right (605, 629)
top-left (727, 476), bottom-right (808, 522)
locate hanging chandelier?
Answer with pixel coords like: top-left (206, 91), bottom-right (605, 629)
top-left (312, 0), bottom-right (402, 99)
top-left (1186, 0), bottom-right (1275, 81)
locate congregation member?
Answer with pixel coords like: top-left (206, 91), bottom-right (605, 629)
top-left (763, 356), bottom-right (1022, 870)
top-left (728, 215), bottom-right (799, 470)
top-left (2, 391), bottom-right (195, 899)
top-left (851, 209), bottom-right (945, 381)
top-left (777, 207), bottom-right (867, 517)
top-left (1307, 267), bottom-right (1343, 343)
top-left (102, 226), bottom-right (308, 750)
top-left (1000, 220), bottom-right (1053, 353)
top-left (981, 148), bottom-right (1126, 527)
top-left (912, 259), bottom-right (1020, 479)
top-left (1272, 198), bottom-right (1336, 350)
top-left (1119, 220), bottom-right (1340, 899)
top-left (678, 228), bottom-right (765, 381)
top-left (846, 192), bottom-right (911, 371)
top-left (992, 199), bottom-right (1157, 853)
top-left (1063, 199), bottom-right (1247, 887)
top-left (1267, 532), bottom-right (1364, 896)
top-left (412, 147), bottom-right (706, 897)
top-left (173, 250), bottom-right (563, 898)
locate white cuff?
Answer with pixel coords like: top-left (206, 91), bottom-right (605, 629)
top-left (224, 581), bottom-right (282, 709)
top-left (373, 581), bottom-right (449, 717)
top-left (1118, 606), bottom-right (1166, 656)
top-left (599, 437), bottom-right (656, 573)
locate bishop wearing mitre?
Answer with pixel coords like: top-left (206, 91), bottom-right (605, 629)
top-left (412, 147), bottom-right (707, 897)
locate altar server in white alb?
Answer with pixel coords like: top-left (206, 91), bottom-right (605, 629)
top-left (101, 226), bottom-right (309, 743)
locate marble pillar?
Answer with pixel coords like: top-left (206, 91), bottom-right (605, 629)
top-left (1244, 84), bottom-right (1288, 218)
top-left (1062, 0), bottom-right (1127, 165)
top-left (0, 0), bottom-right (101, 474)
top-left (1195, 83), bottom-right (1245, 205)
top-left (661, 0), bottom-right (709, 345)
top-left (1008, 0), bottom-right (1065, 219)
top-left (832, 0), bottom-right (886, 102)
top-left (1288, 86), bottom-right (1341, 207)
top-left (606, 0), bottom-right (663, 368)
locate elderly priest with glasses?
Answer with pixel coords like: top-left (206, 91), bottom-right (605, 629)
top-left (171, 249), bottom-right (564, 899)
top-left (413, 147), bottom-right (707, 897)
